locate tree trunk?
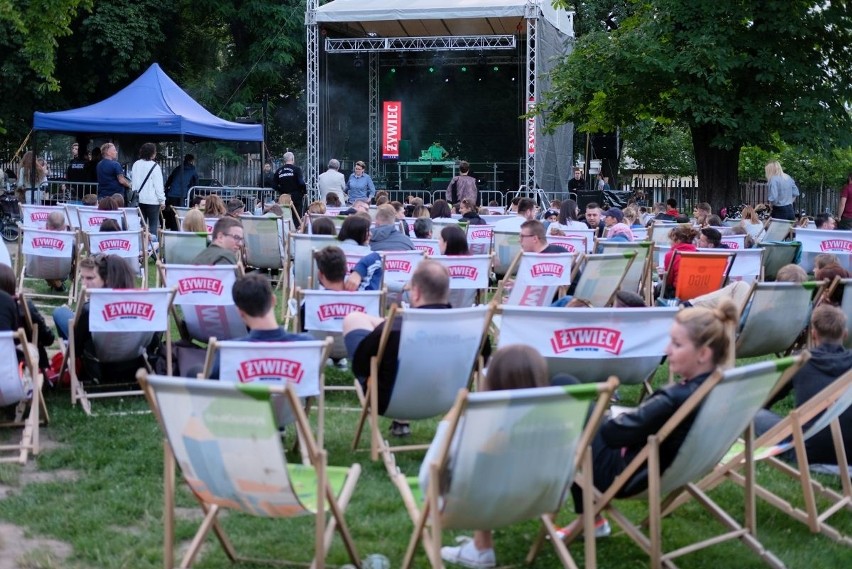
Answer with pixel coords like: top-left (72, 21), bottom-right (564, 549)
top-left (691, 124), bottom-right (741, 214)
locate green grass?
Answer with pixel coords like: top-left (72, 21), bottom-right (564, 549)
top-left (0, 363), bottom-right (850, 568)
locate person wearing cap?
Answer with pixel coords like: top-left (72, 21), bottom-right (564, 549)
top-left (543, 208), bottom-right (559, 223)
top-left (459, 198), bottom-right (486, 225)
top-left (601, 207), bottom-right (635, 244)
top-left (226, 198), bottom-right (245, 218)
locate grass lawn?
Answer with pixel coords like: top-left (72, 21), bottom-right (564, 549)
top-left (0, 363), bottom-right (850, 569)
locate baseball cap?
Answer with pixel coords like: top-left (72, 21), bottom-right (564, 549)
top-left (604, 207), bottom-right (623, 222)
top-left (544, 208), bottom-right (559, 219)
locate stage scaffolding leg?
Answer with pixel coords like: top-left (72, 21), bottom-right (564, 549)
top-left (525, 5), bottom-right (539, 192)
top-left (306, 1), bottom-right (320, 196)
top-left (369, 52), bottom-right (380, 180)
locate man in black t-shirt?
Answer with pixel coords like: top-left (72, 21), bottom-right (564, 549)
top-left (273, 151), bottom-right (306, 219)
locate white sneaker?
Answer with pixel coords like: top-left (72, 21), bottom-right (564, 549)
top-left (335, 357), bottom-right (349, 370)
top-left (440, 537), bottom-right (496, 568)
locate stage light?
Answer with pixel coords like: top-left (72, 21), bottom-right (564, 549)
top-left (428, 66), bottom-right (435, 73)
top-left (461, 66), bottom-right (467, 72)
top-left (492, 65), bottom-right (499, 72)
top-left (390, 68), bottom-right (396, 73)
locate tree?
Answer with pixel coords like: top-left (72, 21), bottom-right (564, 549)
top-left (622, 120), bottom-right (695, 178)
top-left (546, 1), bottom-right (852, 211)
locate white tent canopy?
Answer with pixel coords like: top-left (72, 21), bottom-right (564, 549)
top-left (313, 0), bottom-right (573, 38)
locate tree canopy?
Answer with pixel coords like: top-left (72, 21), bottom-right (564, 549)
top-left (547, 0), bottom-right (852, 210)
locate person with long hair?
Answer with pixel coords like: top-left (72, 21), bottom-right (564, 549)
top-left (434, 344), bottom-right (549, 567)
top-left (0, 264), bottom-right (54, 370)
top-left (182, 208), bottom-right (206, 233)
top-left (549, 199), bottom-right (587, 235)
top-left (16, 151), bottom-right (48, 204)
top-left (338, 214), bottom-right (383, 291)
top-left (765, 161), bottom-right (799, 221)
top-left (660, 224), bottom-right (699, 297)
top-left (458, 198), bottom-right (485, 225)
top-left (439, 225), bottom-right (470, 256)
top-left (430, 199), bottom-right (453, 219)
top-left (556, 300), bottom-right (740, 540)
top-left (203, 194), bottom-right (227, 217)
top-left (739, 205), bottom-right (764, 240)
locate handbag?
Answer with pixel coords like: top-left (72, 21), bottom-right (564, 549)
top-left (130, 163), bottom-right (157, 207)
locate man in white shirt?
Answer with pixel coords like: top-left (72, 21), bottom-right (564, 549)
top-left (318, 158), bottom-right (346, 203)
top-left (493, 197), bottom-right (536, 232)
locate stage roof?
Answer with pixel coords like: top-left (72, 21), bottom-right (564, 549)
top-left (313, 0), bottom-right (574, 38)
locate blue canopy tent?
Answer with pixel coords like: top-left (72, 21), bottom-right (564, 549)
top-left (33, 63), bottom-right (263, 141)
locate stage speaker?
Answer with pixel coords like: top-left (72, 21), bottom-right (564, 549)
top-left (399, 140), bottom-right (412, 162)
top-left (591, 134), bottom-right (618, 160)
top-left (576, 191), bottom-right (604, 211)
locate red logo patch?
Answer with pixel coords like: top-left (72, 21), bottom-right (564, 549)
top-left (177, 277), bottom-right (224, 295)
top-left (98, 239), bottom-right (132, 252)
top-left (30, 212), bottom-right (49, 221)
top-left (530, 263), bottom-right (564, 277)
top-left (447, 265), bottom-right (478, 280)
top-left (31, 237), bottom-right (65, 250)
top-left (236, 359), bottom-right (304, 383)
top-left (385, 259), bottom-right (412, 272)
top-left (722, 241), bottom-right (740, 249)
top-left (317, 303), bottom-right (365, 321)
top-left (550, 327), bottom-right (624, 355)
top-left (88, 216), bottom-right (106, 226)
top-left (820, 239), bottom-right (852, 252)
top-left (414, 244), bottom-right (435, 253)
top-left (102, 301), bottom-right (155, 321)
top-left (469, 229), bottom-right (492, 240)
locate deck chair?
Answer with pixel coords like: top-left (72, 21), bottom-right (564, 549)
top-left (498, 305), bottom-right (675, 387)
top-left (411, 238), bottom-right (441, 256)
top-left (632, 226), bottom-right (649, 241)
top-left (288, 233), bottom-right (338, 293)
top-left (584, 356), bottom-right (804, 569)
top-left (17, 227), bottom-right (77, 304)
top-left (722, 248), bottom-right (764, 284)
top-left (665, 251), bottom-right (735, 301)
top-left (493, 230), bottom-right (521, 278)
top-left (0, 329), bottom-right (44, 464)
top-left (77, 208), bottom-right (127, 233)
top-left (720, 233), bottom-right (747, 250)
top-left (160, 263), bottom-right (247, 345)
top-left (736, 281), bottom-right (822, 358)
top-left (203, 217), bottom-right (220, 234)
top-left (20, 204), bottom-right (68, 229)
top-left (381, 249), bottom-right (426, 300)
top-left (202, 338), bottom-right (332, 450)
top-left (70, 288), bottom-right (175, 415)
top-left (837, 278), bottom-right (852, 349)
top-left (571, 252), bottom-right (637, 307)
top-left (121, 207), bottom-right (144, 231)
top-left (352, 305), bottom-right (493, 461)
top-left (679, 368), bottom-right (852, 546)
top-left (547, 235), bottom-right (587, 255)
top-left (241, 215), bottom-right (288, 284)
top-left (555, 227), bottom-right (596, 253)
top-left (495, 251), bottom-right (576, 306)
top-left (795, 227), bottom-right (852, 272)
top-left (466, 225), bottom-right (494, 255)
top-left (63, 203), bottom-right (83, 230)
top-left (393, 381), bottom-right (619, 569)
top-left (598, 241), bottom-right (654, 303)
top-left (139, 372), bottom-right (361, 569)
top-left (649, 222), bottom-right (676, 248)
top-left (430, 254), bottom-right (492, 308)
top-left (155, 231), bottom-right (209, 285)
top-left (85, 229), bottom-right (148, 286)
top-left (761, 241), bottom-right (801, 281)
top-left (760, 218), bottom-right (795, 243)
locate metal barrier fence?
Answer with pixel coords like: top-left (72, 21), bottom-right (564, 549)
top-left (186, 185), bottom-right (277, 209)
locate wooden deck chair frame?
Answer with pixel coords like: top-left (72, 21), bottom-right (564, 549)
top-left (352, 305), bottom-right (494, 461)
top-left (670, 366), bottom-right (852, 546)
top-left (16, 226), bottom-right (78, 305)
top-left (493, 230), bottom-right (521, 278)
top-left (0, 329), bottom-right (45, 464)
top-left (665, 250), bottom-right (735, 301)
top-left (82, 228), bottom-right (149, 289)
top-left (69, 287), bottom-right (176, 415)
top-left (598, 241), bottom-right (654, 304)
top-left (492, 250), bottom-right (577, 307)
top-left (138, 371), bottom-right (361, 569)
top-left (760, 218), bottom-right (795, 243)
top-left (836, 278), bottom-right (852, 349)
top-left (20, 204), bottom-right (69, 229)
top-left (295, 287), bottom-right (386, 396)
top-left (573, 356), bottom-right (805, 569)
top-left (201, 337), bottom-right (333, 454)
top-left (158, 263), bottom-right (246, 345)
top-left (735, 281), bottom-right (823, 358)
top-left (393, 380), bottom-right (619, 569)
top-left (570, 251), bottom-right (637, 307)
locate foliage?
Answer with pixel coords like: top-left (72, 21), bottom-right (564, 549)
top-left (739, 143), bottom-right (852, 192)
top-left (622, 120), bottom-right (696, 177)
top-left (547, 0), bottom-right (852, 209)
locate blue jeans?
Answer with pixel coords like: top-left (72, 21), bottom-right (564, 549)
top-left (771, 204), bottom-right (795, 221)
top-left (53, 305), bottom-right (74, 340)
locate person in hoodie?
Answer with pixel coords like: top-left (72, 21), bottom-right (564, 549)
top-left (369, 204), bottom-right (414, 252)
top-left (755, 305), bottom-right (852, 465)
top-left (458, 198), bottom-right (486, 225)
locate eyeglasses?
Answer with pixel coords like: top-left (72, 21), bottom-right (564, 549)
top-left (224, 233), bottom-right (244, 243)
top-left (519, 234), bottom-right (536, 239)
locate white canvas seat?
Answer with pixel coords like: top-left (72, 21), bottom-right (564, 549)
top-left (761, 241), bottom-right (802, 281)
top-left (77, 208), bottom-right (127, 233)
top-left (240, 214), bottom-right (288, 277)
top-left (352, 305), bottom-right (493, 461)
top-left (139, 372), bottom-right (361, 569)
top-left (381, 249), bottom-right (426, 298)
top-left (17, 227), bottom-right (77, 304)
top-left (0, 330), bottom-right (44, 465)
top-left (597, 241), bottom-right (653, 302)
top-left (430, 254), bottom-right (492, 308)
top-left (794, 227), bottom-right (852, 272)
top-left (203, 338), bottom-right (332, 452)
top-left (70, 288), bottom-right (175, 414)
top-left (498, 305), bottom-right (676, 386)
top-left (736, 281), bottom-right (822, 358)
top-left (761, 218), bottom-right (795, 243)
top-left (571, 252), bottom-right (636, 307)
top-left (554, 227), bottom-right (596, 253)
top-left (288, 233), bottom-right (338, 293)
top-left (85, 229), bottom-right (148, 285)
top-left (20, 204), bottom-right (68, 229)
top-left (547, 234), bottom-right (587, 254)
top-left (157, 230), bottom-right (208, 265)
top-left (63, 204), bottom-right (83, 230)
top-left (411, 238), bottom-right (441, 256)
top-left (160, 263), bottom-right (247, 344)
top-left (203, 217), bottom-right (219, 234)
top-left (496, 251), bottom-right (576, 306)
top-left (722, 247), bottom-right (764, 284)
top-left (585, 356), bottom-right (804, 569)
top-left (649, 222), bottom-right (676, 247)
top-left (466, 224), bottom-right (494, 255)
top-left (393, 381), bottom-right (618, 569)
top-left (720, 233), bottom-right (747, 250)
top-left (120, 207), bottom-right (144, 231)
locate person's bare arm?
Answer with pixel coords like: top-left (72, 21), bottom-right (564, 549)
top-left (118, 174), bottom-right (131, 188)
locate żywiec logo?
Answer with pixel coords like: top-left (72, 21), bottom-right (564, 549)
top-left (470, 229), bottom-right (492, 240)
top-left (723, 241), bottom-right (740, 250)
top-left (414, 244), bottom-right (434, 253)
top-left (385, 259), bottom-right (412, 272)
top-left (317, 303), bottom-right (365, 321)
top-left (530, 263), bottom-right (564, 277)
top-left (820, 239), bottom-right (852, 252)
top-left (99, 239), bottom-right (132, 251)
top-left (551, 327), bottom-right (624, 355)
top-left (88, 216), bottom-right (106, 226)
top-left (177, 277), bottom-right (224, 296)
top-left (31, 237), bottom-right (65, 251)
top-left (447, 265), bottom-right (478, 280)
top-left (102, 302), bottom-right (155, 321)
top-left (237, 359), bottom-right (304, 384)
top-left (30, 212), bottom-right (49, 222)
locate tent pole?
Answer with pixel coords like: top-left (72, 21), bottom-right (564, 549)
top-left (179, 135), bottom-right (185, 206)
top-left (29, 132), bottom-right (37, 205)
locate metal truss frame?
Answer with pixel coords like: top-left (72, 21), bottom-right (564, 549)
top-left (525, 5), bottom-right (538, 193)
top-left (306, 1), bottom-right (320, 194)
top-left (325, 35), bottom-right (516, 53)
top-left (369, 52), bottom-right (379, 176)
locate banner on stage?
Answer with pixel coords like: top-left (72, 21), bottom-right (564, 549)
top-left (527, 97), bottom-right (536, 155)
top-left (383, 101), bottom-right (402, 159)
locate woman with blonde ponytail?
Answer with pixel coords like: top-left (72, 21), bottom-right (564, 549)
top-left (557, 300), bottom-right (740, 539)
